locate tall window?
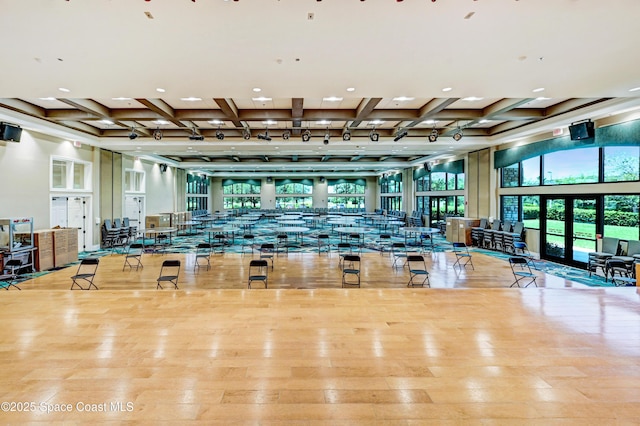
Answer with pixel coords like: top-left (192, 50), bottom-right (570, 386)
top-left (187, 174), bottom-right (209, 211)
top-left (521, 156), bottom-right (541, 186)
top-left (275, 180), bottom-right (312, 209)
top-left (381, 174), bottom-right (402, 212)
top-left (222, 180), bottom-right (261, 210)
top-left (328, 180), bottom-right (365, 210)
top-left (51, 157), bottom-right (91, 191)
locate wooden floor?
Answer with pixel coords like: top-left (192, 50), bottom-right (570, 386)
top-left (2, 251), bottom-right (640, 424)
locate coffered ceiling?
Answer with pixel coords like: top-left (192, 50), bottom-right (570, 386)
top-left (1, 0), bottom-right (640, 177)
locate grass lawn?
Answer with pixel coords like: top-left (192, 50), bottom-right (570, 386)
top-left (523, 219), bottom-right (638, 250)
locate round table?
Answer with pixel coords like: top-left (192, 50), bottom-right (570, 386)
top-left (400, 227), bottom-right (440, 248)
top-left (277, 219), bottom-right (306, 226)
top-left (272, 226), bottom-right (311, 246)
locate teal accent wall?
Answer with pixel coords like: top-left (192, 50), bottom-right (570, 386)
top-left (494, 118), bottom-right (640, 169)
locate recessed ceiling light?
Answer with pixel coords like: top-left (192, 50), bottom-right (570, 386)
top-left (369, 120), bottom-right (385, 125)
top-left (156, 88), bottom-right (165, 93)
top-left (479, 119), bottom-right (489, 124)
top-left (208, 120), bottom-right (224, 125)
top-left (253, 96), bottom-right (272, 102)
top-left (532, 87), bottom-right (545, 93)
top-left (323, 96), bottom-right (343, 102)
top-left (442, 87), bottom-right (453, 92)
top-left (181, 97), bottom-right (202, 102)
top-left (535, 97), bottom-right (551, 101)
top-left (346, 87), bottom-right (356, 92)
top-left (58, 87), bottom-right (70, 93)
top-left (462, 96), bottom-right (484, 102)
top-left (629, 87), bottom-right (640, 92)
top-left (275, 147), bottom-right (279, 150)
top-left (316, 120), bottom-right (331, 125)
top-left (392, 96), bottom-right (414, 101)
top-left (252, 87), bottom-right (262, 92)
top-left (39, 97), bottom-right (56, 101)
top-left (100, 119), bottom-right (114, 125)
top-left (112, 97), bottom-right (132, 101)
top-left (153, 119), bottom-right (169, 125)
top-left (262, 120), bottom-right (277, 125)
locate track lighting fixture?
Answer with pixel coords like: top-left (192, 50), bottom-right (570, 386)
top-left (452, 128), bottom-right (463, 141)
top-left (242, 128), bottom-right (251, 140)
top-left (393, 129), bottom-right (408, 142)
top-left (153, 128), bottom-right (162, 141)
top-left (302, 129), bottom-right (311, 142)
top-left (369, 129), bottom-right (379, 142)
top-left (128, 128), bottom-right (138, 140)
top-left (257, 130), bottom-right (271, 141)
top-left (282, 130), bottom-right (290, 140)
top-left (428, 128), bottom-right (439, 143)
top-left (323, 131), bottom-right (330, 145)
top-left (215, 129), bottom-right (225, 140)
top-left (342, 129), bottom-right (351, 141)
top-left (159, 163), bottom-right (168, 173)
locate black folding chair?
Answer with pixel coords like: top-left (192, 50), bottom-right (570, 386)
top-left (194, 243), bottom-right (212, 272)
top-left (259, 243), bottom-right (275, 269)
top-left (248, 259), bottom-right (269, 289)
top-left (317, 234), bottom-right (330, 255)
top-left (509, 256), bottom-right (537, 287)
top-left (407, 255), bottom-right (430, 287)
top-left (1, 259), bottom-right (23, 290)
top-left (157, 259), bottom-right (181, 289)
top-left (70, 258), bottom-right (100, 290)
top-left (452, 242), bottom-right (474, 270)
top-left (122, 243), bottom-right (144, 271)
top-left (341, 254), bottom-right (361, 288)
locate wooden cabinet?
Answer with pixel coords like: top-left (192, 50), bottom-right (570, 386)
top-left (446, 218), bottom-right (481, 245)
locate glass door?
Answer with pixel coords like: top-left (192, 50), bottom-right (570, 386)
top-left (543, 198), bottom-right (566, 262)
top-left (541, 196), bottom-right (598, 266)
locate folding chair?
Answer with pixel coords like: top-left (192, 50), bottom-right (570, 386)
top-left (1, 259), bottom-right (23, 290)
top-left (605, 259), bottom-right (634, 286)
top-left (509, 256), bottom-right (537, 287)
top-left (337, 242), bottom-right (352, 269)
top-left (211, 233), bottom-right (226, 254)
top-left (452, 242), bottom-right (474, 270)
top-left (122, 243), bottom-right (144, 271)
top-left (259, 243), bottom-right (275, 270)
top-left (194, 243), bottom-right (212, 272)
top-left (242, 234), bottom-right (255, 255)
top-left (348, 233), bottom-right (362, 254)
top-left (276, 234), bottom-right (289, 256)
top-left (378, 234), bottom-right (391, 256)
top-left (317, 233), bottom-right (330, 255)
top-left (391, 242), bottom-right (408, 269)
top-left (156, 259), bottom-right (180, 289)
top-left (513, 241), bottom-right (537, 270)
top-left (341, 254), bottom-right (361, 288)
top-left (407, 255), bottom-right (430, 287)
top-left (70, 258), bottom-right (100, 290)
top-left (248, 259), bottom-right (269, 289)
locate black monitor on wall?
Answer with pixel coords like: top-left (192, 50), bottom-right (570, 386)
top-left (0, 122), bottom-right (22, 142)
top-left (568, 120), bottom-right (595, 141)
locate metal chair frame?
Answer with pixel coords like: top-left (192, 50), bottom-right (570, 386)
top-left (194, 243), bottom-right (212, 271)
top-left (156, 259), bottom-right (181, 289)
top-left (407, 255), bottom-right (430, 287)
top-left (122, 243), bottom-right (144, 271)
top-left (509, 256), bottom-right (537, 287)
top-left (452, 242), bottom-right (474, 270)
top-left (341, 254), bottom-right (361, 288)
top-left (70, 258), bottom-right (100, 290)
top-left (248, 259), bottom-right (269, 289)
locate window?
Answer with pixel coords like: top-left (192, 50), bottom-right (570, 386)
top-left (276, 197), bottom-right (312, 209)
top-left (604, 146), bottom-right (640, 183)
top-left (223, 197), bottom-right (261, 210)
top-left (501, 195), bottom-right (519, 222)
top-left (51, 157), bottom-right (91, 191)
top-left (223, 182), bottom-right (261, 195)
top-left (456, 173), bottom-right (465, 190)
top-left (430, 172), bottom-right (446, 191)
top-left (415, 175), bottom-right (429, 192)
top-left (522, 156), bottom-right (541, 186)
top-left (186, 174), bottom-right (209, 211)
top-left (523, 196), bottom-right (540, 229)
top-left (544, 148), bottom-right (598, 185)
top-left (276, 182), bottom-right (312, 194)
top-left (415, 195), bottom-right (429, 213)
top-left (328, 180), bottom-right (365, 210)
top-left (604, 195), bottom-right (640, 240)
top-left (125, 169), bottom-right (145, 193)
top-left (501, 163), bottom-right (520, 188)
top-left (381, 196), bottom-right (402, 212)
top-left (222, 180), bottom-right (261, 210)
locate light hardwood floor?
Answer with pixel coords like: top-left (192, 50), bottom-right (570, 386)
top-left (1, 251), bottom-right (639, 424)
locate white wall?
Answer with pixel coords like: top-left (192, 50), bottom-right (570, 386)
top-left (145, 162), bottom-right (176, 214)
top-left (0, 130), bottom-right (94, 232)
